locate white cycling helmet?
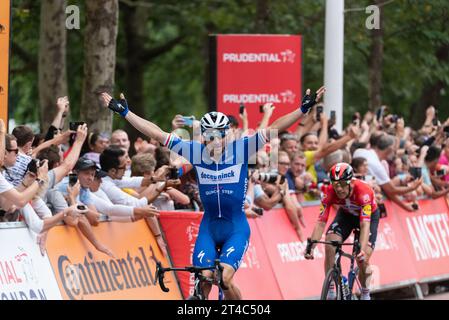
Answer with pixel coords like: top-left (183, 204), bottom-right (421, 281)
top-left (200, 111), bottom-right (230, 133)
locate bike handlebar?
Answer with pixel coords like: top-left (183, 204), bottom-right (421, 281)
top-left (155, 259), bottom-right (228, 293)
top-left (306, 238), bottom-right (361, 256)
top-left (155, 261), bottom-right (170, 292)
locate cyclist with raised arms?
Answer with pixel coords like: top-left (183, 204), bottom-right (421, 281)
top-left (101, 86), bottom-right (325, 300)
top-left (305, 163), bottom-right (379, 300)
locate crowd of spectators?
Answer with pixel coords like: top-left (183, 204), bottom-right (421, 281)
top-left (1, 95), bottom-right (449, 255)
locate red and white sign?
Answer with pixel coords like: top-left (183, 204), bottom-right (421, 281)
top-left (212, 34), bottom-right (302, 130)
top-left (393, 199), bottom-right (449, 280)
top-left (0, 227), bottom-right (63, 300)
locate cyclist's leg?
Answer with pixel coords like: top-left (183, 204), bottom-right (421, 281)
top-left (192, 224), bottom-right (219, 299)
top-left (357, 209), bottom-right (380, 295)
top-left (324, 209), bottom-right (354, 274)
top-left (219, 228), bottom-right (250, 300)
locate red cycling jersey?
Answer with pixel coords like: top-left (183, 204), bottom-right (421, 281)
top-left (318, 179), bottom-right (378, 223)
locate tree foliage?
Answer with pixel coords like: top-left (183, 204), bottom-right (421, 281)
top-left (9, 0), bottom-right (449, 132)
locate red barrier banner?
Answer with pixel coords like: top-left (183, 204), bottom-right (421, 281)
top-left (364, 200), bottom-right (420, 289)
top-left (255, 207), bottom-right (324, 299)
top-left (158, 199), bottom-right (449, 300)
top-left (211, 34), bottom-right (302, 130)
top-left (159, 211), bottom-right (283, 299)
top-left (158, 211), bottom-right (202, 299)
top-left (392, 198), bottom-right (449, 281)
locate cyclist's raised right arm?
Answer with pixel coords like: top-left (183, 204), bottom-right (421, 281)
top-left (125, 111), bottom-right (168, 144)
top-left (100, 92), bottom-right (168, 144)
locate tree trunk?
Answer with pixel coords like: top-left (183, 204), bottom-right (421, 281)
top-left (80, 0), bottom-right (118, 133)
top-left (121, 2), bottom-right (150, 144)
top-left (409, 44), bottom-right (449, 129)
top-left (38, 0), bottom-right (67, 132)
top-left (254, 0), bottom-right (270, 33)
top-left (367, 0), bottom-right (384, 111)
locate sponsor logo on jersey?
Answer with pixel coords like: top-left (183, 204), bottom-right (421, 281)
top-left (226, 247), bottom-right (235, 258)
top-left (197, 250), bottom-right (205, 264)
top-left (319, 204), bottom-right (325, 216)
top-left (363, 194), bottom-right (370, 203)
top-left (196, 164), bottom-right (242, 185)
top-left (362, 204), bottom-right (372, 217)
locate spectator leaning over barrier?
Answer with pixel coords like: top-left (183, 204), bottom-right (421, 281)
top-left (7, 125), bottom-right (35, 187)
top-left (73, 157), bottom-right (160, 222)
top-left (422, 146), bottom-right (449, 198)
top-left (299, 123), bottom-right (361, 200)
top-left (250, 154), bottom-right (305, 240)
top-left (175, 169), bottom-right (203, 211)
top-left (99, 145), bottom-right (169, 256)
top-left (277, 150), bottom-right (306, 232)
top-left (353, 134), bottom-right (422, 212)
top-left (36, 124), bottom-right (88, 215)
top-left (0, 120), bottom-right (52, 211)
top-left (6, 124), bottom-right (74, 187)
top-left (287, 151), bottom-right (316, 203)
top-left (439, 137), bottom-right (449, 183)
top-left (130, 152), bottom-right (190, 210)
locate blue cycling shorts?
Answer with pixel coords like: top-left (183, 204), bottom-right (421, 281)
top-left (192, 216), bottom-right (250, 271)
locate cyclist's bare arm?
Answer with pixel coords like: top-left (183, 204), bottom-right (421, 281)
top-left (125, 111), bottom-right (168, 145)
top-left (359, 220), bottom-right (370, 250)
top-left (310, 222), bottom-right (326, 244)
top-left (100, 92), bottom-right (168, 144)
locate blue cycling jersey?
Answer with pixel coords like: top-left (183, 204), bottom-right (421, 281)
top-left (164, 130), bottom-right (268, 270)
top-left (163, 131), bottom-right (268, 220)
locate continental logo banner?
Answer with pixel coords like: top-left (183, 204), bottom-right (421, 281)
top-left (0, 0), bottom-right (10, 125)
top-left (46, 220), bottom-right (182, 300)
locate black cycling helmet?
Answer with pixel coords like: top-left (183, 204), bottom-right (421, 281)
top-left (329, 162), bottom-right (354, 182)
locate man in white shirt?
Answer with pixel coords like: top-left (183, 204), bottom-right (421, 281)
top-left (353, 134), bottom-right (422, 212)
top-left (73, 157), bottom-right (160, 221)
top-left (99, 146), bottom-right (173, 256)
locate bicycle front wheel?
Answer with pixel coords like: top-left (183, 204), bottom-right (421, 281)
top-left (320, 268), bottom-right (342, 300)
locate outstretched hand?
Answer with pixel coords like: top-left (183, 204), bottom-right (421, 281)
top-left (300, 86), bottom-right (325, 114)
top-left (100, 92), bottom-right (129, 117)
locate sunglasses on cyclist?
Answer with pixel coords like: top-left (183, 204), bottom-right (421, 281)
top-left (331, 180), bottom-right (350, 188)
top-left (202, 130), bottom-right (227, 141)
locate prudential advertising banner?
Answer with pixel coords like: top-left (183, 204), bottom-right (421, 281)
top-left (210, 34), bottom-right (302, 131)
top-left (0, 227), bottom-right (63, 300)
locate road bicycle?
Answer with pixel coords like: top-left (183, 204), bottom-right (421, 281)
top-left (307, 229), bottom-right (362, 300)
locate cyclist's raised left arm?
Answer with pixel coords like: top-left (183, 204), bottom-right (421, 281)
top-left (268, 86), bottom-right (325, 133)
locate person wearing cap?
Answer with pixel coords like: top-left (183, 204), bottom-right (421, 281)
top-left (98, 146), bottom-right (176, 256)
top-left (72, 157), bottom-right (160, 223)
